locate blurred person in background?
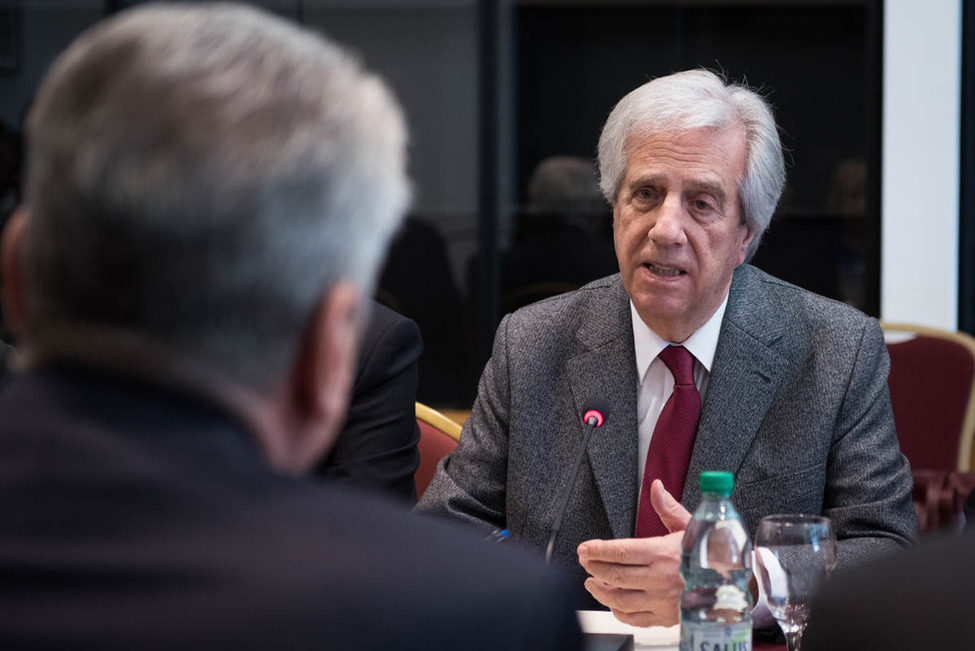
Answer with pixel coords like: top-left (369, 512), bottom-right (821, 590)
top-left (376, 214), bottom-right (470, 406)
top-left (499, 155), bottom-right (618, 313)
top-left (315, 300), bottom-right (423, 502)
top-left (0, 4), bottom-right (580, 649)
top-left (419, 69), bottom-right (915, 626)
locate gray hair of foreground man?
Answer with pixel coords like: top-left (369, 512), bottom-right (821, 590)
top-left (597, 69), bottom-right (785, 261)
top-left (22, 3), bottom-right (410, 389)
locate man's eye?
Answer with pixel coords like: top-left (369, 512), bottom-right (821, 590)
top-left (692, 199), bottom-right (715, 212)
top-left (634, 188), bottom-right (655, 201)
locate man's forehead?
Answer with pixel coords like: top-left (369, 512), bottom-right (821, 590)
top-left (624, 124), bottom-right (744, 155)
top-left (622, 126), bottom-right (745, 182)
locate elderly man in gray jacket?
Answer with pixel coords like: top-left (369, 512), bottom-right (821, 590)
top-left (418, 69), bottom-right (916, 627)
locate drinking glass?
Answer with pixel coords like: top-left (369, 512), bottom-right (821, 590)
top-left (754, 515), bottom-right (836, 651)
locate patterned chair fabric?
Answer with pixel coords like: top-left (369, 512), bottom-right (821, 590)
top-left (882, 322), bottom-right (975, 472)
top-left (414, 403), bottom-right (461, 500)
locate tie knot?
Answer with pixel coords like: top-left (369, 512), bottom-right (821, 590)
top-left (658, 345), bottom-right (696, 386)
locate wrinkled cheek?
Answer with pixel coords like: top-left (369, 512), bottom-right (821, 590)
top-left (611, 218), bottom-right (627, 253)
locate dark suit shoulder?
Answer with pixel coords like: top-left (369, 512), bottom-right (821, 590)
top-left (258, 484), bottom-right (583, 650)
top-left (354, 302), bottom-right (422, 392)
top-left (0, 372), bottom-right (579, 650)
top-left (318, 302), bottom-right (422, 501)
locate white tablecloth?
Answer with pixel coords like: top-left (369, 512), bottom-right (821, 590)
top-left (577, 610), bottom-right (680, 650)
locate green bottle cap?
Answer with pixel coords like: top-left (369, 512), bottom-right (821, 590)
top-left (699, 471), bottom-right (734, 496)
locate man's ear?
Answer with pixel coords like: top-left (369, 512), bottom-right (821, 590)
top-left (736, 216), bottom-right (754, 266)
top-left (1, 207), bottom-right (29, 339)
top-left (288, 281), bottom-right (362, 471)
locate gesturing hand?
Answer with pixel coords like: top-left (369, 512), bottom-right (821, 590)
top-left (577, 480), bottom-right (692, 627)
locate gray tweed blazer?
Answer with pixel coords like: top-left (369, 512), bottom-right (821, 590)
top-left (418, 265), bottom-right (917, 607)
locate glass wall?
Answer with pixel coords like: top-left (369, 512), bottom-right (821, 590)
top-left (512, 1), bottom-right (880, 314)
top-left (0, 0), bottom-right (883, 407)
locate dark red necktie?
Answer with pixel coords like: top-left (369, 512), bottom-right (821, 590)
top-left (634, 345), bottom-right (701, 538)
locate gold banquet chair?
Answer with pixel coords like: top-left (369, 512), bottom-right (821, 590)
top-left (881, 322), bottom-right (975, 472)
top-left (414, 403), bottom-right (462, 500)
top-left (881, 323), bottom-right (975, 534)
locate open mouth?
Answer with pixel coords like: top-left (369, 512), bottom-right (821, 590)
top-left (644, 263), bottom-right (685, 277)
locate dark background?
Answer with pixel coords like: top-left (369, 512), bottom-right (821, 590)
top-left (0, 0), bottom-right (889, 407)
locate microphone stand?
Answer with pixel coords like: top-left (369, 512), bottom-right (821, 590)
top-left (544, 415), bottom-right (599, 564)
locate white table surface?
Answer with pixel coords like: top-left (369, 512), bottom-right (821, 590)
top-left (577, 610), bottom-right (680, 650)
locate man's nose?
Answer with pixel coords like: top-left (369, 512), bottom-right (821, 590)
top-left (648, 196), bottom-right (686, 245)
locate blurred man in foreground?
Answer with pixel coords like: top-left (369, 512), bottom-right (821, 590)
top-left (803, 530), bottom-right (975, 650)
top-left (803, 488), bottom-right (975, 650)
top-left (419, 69), bottom-right (916, 625)
top-left (0, 5), bottom-right (580, 649)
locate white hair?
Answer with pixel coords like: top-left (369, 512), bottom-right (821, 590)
top-left (24, 2), bottom-right (410, 388)
top-left (597, 69), bottom-right (785, 261)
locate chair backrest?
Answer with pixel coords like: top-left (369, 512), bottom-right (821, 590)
top-left (414, 403), bottom-right (462, 500)
top-left (881, 322), bottom-right (975, 472)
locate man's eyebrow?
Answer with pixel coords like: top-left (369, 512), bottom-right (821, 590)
top-left (627, 173), bottom-right (667, 189)
top-left (687, 180), bottom-right (727, 206)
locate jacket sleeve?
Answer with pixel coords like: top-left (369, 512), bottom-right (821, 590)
top-left (826, 317), bottom-right (918, 566)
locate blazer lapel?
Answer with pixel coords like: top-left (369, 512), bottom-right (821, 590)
top-left (682, 265), bottom-right (790, 507)
top-left (567, 276), bottom-right (639, 540)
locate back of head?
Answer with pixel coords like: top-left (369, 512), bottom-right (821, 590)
top-left (597, 69), bottom-right (785, 261)
top-left (22, 3), bottom-right (410, 389)
top-left (528, 155), bottom-right (603, 216)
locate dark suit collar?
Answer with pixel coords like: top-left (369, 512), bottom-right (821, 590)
top-left (10, 362), bottom-right (266, 470)
top-left (682, 264), bottom-right (791, 506)
top-left (569, 275), bottom-right (640, 539)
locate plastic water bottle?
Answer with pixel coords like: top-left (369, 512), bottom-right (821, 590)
top-left (680, 471), bottom-right (753, 651)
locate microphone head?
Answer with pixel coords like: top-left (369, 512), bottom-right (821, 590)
top-left (581, 396), bottom-right (610, 428)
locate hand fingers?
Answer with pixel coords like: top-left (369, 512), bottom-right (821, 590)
top-left (612, 607), bottom-right (679, 628)
top-left (578, 531), bottom-right (683, 566)
top-left (583, 578), bottom-right (679, 627)
top-left (650, 479), bottom-right (692, 533)
top-left (578, 558), bottom-right (654, 590)
top-left (581, 556), bottom-right (684, 594)
top-left (584, 578), bottom-right (653, 613)
top-left (580, 553), bottom-right (684, 591)
top-left (578, 537), bottom-right (659, 565)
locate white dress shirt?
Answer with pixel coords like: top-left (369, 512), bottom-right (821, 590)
top-left (631, 294), bottom-right (728, 504)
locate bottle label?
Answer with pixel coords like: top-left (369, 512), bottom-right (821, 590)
top-left (688, 623), bottom-right (751, 651)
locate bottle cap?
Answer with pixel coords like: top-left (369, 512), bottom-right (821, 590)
top-left (699, 471), bottom-right (734, 496)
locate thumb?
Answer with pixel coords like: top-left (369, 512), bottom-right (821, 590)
top-left (650, 479), bottom-right (691, 533)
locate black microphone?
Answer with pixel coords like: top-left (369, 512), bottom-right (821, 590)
top-left (544, 396), bottom-right (610, 564)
